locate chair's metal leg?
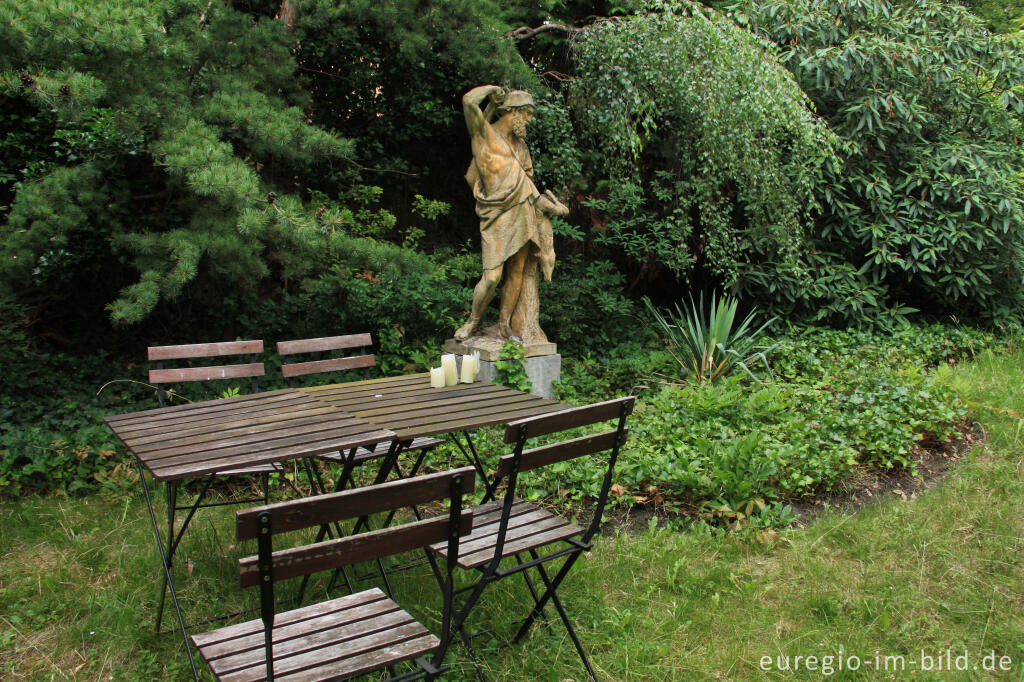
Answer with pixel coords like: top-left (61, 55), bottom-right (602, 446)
top-left (353, 441), bottom-right (403, 535)
top-left (261, 471), bottom-right (270, 505)
top-left (335, 447), bottom-right (358, 492)
top-left (382, 447), bottom-right (431, 527)
top-left (458, 623), bottom-right (488, 682)
top-left (452, 574), bottom-right (492, 651)
top-left (520, 549), bottom-right (596, 678)
top-left (546, 585), bottom-right (598, 681)
top-left (298, 458), bottom-right (354, 601)
top-left (137, 462), bottom-right (199, 681)
top-left (518, 551), bottom-right (553, 632)
top-left (512, 550), bottom-right (582, 643)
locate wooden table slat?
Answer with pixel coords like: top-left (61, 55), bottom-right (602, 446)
top-left (153, 428), bottom-right (396, 481)
top-left (128, 407), bottom-right (355, 452)
top-left (309, 382), bottom-right (512, 411)
top-left (107, 377), bottom-right (566, 482)
top-left (104, 389), bottom-right (300, 424)
top-left (143, 423), bottom-right (392, 472)
top-left (318, 387), bottom-right (541, 421)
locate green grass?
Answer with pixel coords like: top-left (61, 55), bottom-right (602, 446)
top-left (2, 346), bottom-right (1023, 680)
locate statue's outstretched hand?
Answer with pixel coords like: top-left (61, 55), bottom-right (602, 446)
top-left (538, 190), bottom-right (569, 217)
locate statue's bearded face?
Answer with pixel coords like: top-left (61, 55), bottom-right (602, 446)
top-left (508, 107), bottom-right (534, 139)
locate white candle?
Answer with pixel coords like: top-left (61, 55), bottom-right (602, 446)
top-left (430, 366), bottom-right (446, 388)
top-left (441, 354), bottom-right (458, 386)
top-left (472, 351), bottom-right (481, 380)
top-left (459, 354), bottom-right (474, 383)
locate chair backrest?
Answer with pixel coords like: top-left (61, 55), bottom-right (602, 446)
top-left (276, 333), bottom-right (375, 384)
top-left (493, 396), bottom-right (634, 545)
top-left (235, 467), bottom-right (475, 681)
top-left (147, 340), bottom-right (265, 406)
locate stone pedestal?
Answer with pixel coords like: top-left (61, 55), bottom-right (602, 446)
top-left (448, 338), bottom-right (561, 400)
top-left (444, 336), bottom-right (556, 362)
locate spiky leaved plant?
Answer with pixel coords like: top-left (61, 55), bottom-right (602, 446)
top-left (644, 293), bottom-right (777, 383)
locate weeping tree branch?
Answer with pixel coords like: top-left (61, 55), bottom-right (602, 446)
top-left (503, 22), bottom-right (585, 40)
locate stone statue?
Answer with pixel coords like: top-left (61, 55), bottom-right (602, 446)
top-left (453, 85), bottom-right (569, 346)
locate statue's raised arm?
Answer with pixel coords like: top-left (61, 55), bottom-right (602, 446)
top-left (462, 84), bottom-right (505, 138)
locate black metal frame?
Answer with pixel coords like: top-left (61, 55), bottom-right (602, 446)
top-left (150, 351), bottom-right (276, 635)
top-left (448, 399), bottom-right (632, 681)
top-left (247, 471), bottom-right (469, 682)
top-left (135, 458), bottom-right (201, 681)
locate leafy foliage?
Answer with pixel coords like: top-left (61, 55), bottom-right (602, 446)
top-left (494, 340), bottom-right (532, 392)
top-left (530, 324), bottom-right (990, 519)
top-left (569, 1), bottom-right (839, 291)
top-left (737, 0), bottom-right (1024, 325)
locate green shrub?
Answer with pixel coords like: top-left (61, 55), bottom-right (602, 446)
top-left (738, 0), bottom-right (1024, 325)
top-left (570, 1), bottom-right (839, 301)
top-left (537, 325), bottom-right (973, 516)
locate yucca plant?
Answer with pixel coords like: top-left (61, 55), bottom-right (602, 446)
top-left (643, 293), bottom-right (777, 383)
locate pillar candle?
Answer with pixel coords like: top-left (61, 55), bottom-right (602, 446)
top-left (471, 351), bottom-right (481, 380)
top-left (441, 354), bottom-right (457, 386)
top-left (459, 354), bottom-right (474, 383)
top-left (430, 366), bottom-right (446, 388)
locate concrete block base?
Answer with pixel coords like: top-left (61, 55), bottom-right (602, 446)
top-left (456, 353), bottom-right (561, 400)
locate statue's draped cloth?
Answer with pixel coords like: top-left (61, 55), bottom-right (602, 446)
top-left (469, 141), bottom-right (555, 276)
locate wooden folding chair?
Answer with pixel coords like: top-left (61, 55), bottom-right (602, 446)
top-left (428, 396), bottom-right (634, 681)
top-left (191, 467), bottom-right (476, 682)
top-left (147, 340), bottom-right (284, 631)
top-left (276, 333), bottom-right (444, 492)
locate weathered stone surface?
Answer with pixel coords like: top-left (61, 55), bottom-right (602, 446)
top-left (452, 84), bottom-right (569, 346)
top-left (445, 336), bottom-right (556, 362)
top-left (457, 352), bottom-right (561, 400)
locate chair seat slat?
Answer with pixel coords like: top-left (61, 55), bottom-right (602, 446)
top-left (213, 622), bottom-right (436, 682)
top-left (206, 608), bottom-right (415, 673)
top-left (191, 589), bottom-right (390, 649)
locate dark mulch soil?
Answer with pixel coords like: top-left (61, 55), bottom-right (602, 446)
top-left (787, 420), bottom-right (980, 527)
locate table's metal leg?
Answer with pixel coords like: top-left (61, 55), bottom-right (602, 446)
top-left (156, 474), bottom-right (216, 633)
top-left (155, 479), bottom-right (176, 633)
top-left (335, 440), bottom-right (406, 596)
top-left (451, 430), bottom-right (495, 499)
top-left (136, 460), bottom-right (199, 681)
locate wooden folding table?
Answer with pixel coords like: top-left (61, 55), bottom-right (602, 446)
top-left (105, 388), bottom-right (397, 680)
top-left (105, 375), bottom-right (566, 680)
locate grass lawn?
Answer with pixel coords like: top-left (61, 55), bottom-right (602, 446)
top-left (1, 346), bottom-right (1022, 680)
